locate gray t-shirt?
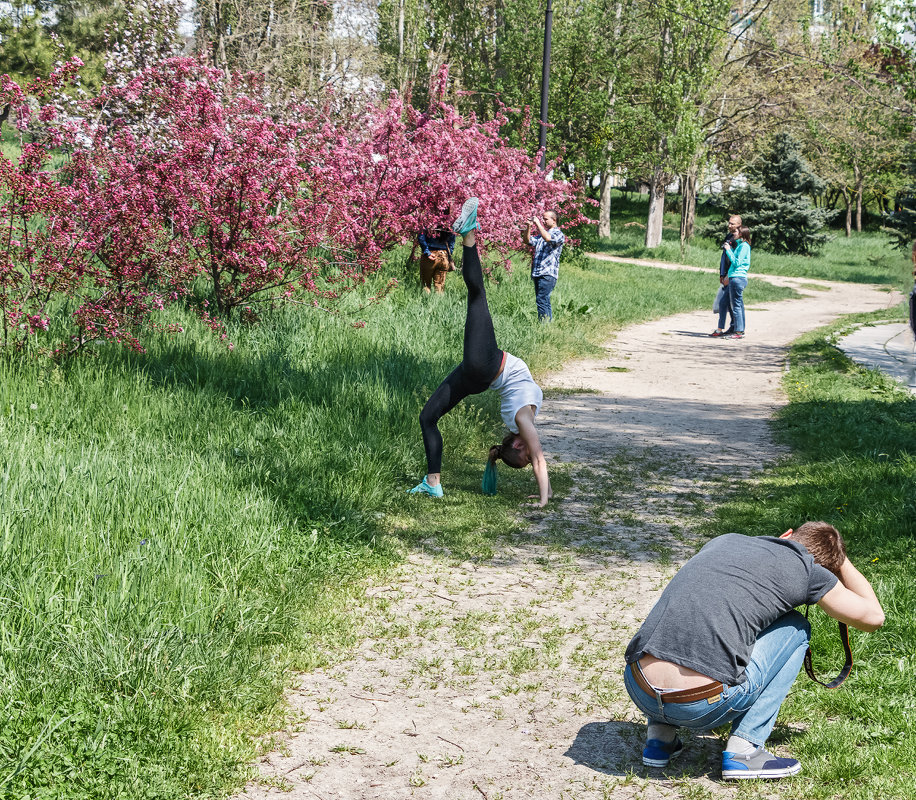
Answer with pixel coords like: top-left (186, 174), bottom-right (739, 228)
top-left (625, 534), bottom-right (838, 686)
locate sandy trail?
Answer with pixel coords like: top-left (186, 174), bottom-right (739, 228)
top-left (236, 261), bottom-right (900, 800)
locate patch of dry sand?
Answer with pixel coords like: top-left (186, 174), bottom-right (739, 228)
top-left (235, 263), bottom-right (900, 800)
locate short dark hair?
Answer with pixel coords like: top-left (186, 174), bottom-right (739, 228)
top-left (791, 522), bottom-right (846, 576)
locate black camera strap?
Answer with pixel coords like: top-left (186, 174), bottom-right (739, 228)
top-left (803, 607), bottom-right (853, 689)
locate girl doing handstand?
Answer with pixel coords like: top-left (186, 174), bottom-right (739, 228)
top-left (409, 199), bottom-right (552, 507)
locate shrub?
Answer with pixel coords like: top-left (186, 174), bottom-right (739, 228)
top-left (703, 134), bottom-right (833, 255)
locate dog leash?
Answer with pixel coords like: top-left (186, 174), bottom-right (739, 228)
top-left (804, 608), bottom-right (853, 688)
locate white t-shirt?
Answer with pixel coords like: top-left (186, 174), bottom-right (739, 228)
top-left (489, 352), bottom-right (543, 433)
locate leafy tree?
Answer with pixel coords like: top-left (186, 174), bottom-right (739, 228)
top-left (375, 0), bottom-right (626, 177)
top-left (792, 0), bottom-right (913, 236)
top-left (604, 0), bottom-right (731, 248)
top-left (875, 0), bottom-right (916, 252)
top-left (707, 133), bottom-right (831, 254)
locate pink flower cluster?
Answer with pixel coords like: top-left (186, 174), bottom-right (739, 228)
top-left (1, 59), bottom-right (585, 356)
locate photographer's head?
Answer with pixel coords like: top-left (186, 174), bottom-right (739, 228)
top-left (789, 521), bottom-right (847, 576)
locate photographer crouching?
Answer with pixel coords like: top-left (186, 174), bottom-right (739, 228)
top-left (623, 522), bottom-right (884, 780)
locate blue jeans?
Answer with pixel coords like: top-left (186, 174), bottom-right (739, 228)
top-left (624, 611), bottom-right (811, 747)
top-left (533, 275), bottom-right (557, 321)
top-left (728, 276), bottom-right (748, 333)
top-left (717, 282), bottom-right (734, 331)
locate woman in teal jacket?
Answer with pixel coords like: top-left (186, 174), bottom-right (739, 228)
top-left (722, 226), bottom-right (751, 339)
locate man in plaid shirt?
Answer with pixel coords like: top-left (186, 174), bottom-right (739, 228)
top-left (525, 210), bottom-right (565, 321)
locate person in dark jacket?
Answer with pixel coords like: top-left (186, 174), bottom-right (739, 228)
top-left (710, 214), bottom-right (740, 337)
top-left (418, 227), bottom-right (456, 294)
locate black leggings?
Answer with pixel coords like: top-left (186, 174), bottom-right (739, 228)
top-left (419, 244), bottom-right (503, 474)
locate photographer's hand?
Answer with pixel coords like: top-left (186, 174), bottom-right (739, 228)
top-left (817, 557), bottom-right (885, 632)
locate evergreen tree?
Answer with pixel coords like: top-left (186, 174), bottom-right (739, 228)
top-left (885, 148), bottom-right (916, 253)
top-left (0, 1), bottom-right (58, 81)
top-left (708, 133), bottom-right (832, 255)
top-left (0, 0), bottom-right (129, 90)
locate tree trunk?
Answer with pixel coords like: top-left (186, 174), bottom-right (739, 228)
top-left (842, 187), bottom-right (852, 237)
top-left (679, 168), bottom-right (697, 250)
top-left (397, 0), bottom-right (405, 90)
top-left (855, 164), bottom-right (864, 233)
top-left (645, 169), bottom-right (666, 248)
top-left (598, 170), bottom-right (612, 238)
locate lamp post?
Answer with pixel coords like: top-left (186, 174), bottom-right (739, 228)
top-left (538, 0), bottom-right (553, 171)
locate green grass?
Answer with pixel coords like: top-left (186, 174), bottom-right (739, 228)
top-left (708, 309), bottom-right (916, 800)
top-left (0, 250), bottom-right (796, 799)
top-left (592, 191), bottom-right (913, 287)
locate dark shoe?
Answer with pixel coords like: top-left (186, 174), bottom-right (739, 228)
top-left (710, 329), bottom-right (726, 337)
top-left (642, 736), bottom-right (683, 767)
top-left (722, 746), bottom-right (801, 780)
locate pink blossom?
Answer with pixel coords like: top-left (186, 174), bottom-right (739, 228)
top-left (1, 53), bottom-right (585, 357)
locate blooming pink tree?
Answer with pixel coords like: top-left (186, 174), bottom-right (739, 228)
top-left (0, 58), bottom-right (162, 354)
top-left (324, 66), bottom-right (588, 267)
top-left (1, 56), bottom-right (586, 356)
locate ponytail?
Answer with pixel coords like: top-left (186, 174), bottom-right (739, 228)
top-left (482, 433), bottom-right (528, 494)
top-left (482, 445), bottom-right (500, 495)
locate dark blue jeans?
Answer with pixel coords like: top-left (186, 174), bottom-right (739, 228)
top-left (533, 275), bottom-right (557, 321)
top-left (717, 282), bottom-right (734, 331)
top-left (728, 276), bottom-right (748, 333)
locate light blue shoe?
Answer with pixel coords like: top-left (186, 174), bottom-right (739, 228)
top-left (722, 746), bottom-right (801, 780)
top-left (408, 477), bottom-right (443, 498)
top-left (452, 198), bottom-right (479, 235)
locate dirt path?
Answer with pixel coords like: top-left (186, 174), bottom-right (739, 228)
top-left (236, 261), bottom-right (901, 800)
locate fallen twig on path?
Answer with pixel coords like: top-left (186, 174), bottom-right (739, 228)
top-left (437, 734), bottom-right (465, 751)
top-left (351, 693), bottom-right (390, 702)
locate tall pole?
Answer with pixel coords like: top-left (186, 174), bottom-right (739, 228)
top-left (538, 0), bottom-right (553, 171)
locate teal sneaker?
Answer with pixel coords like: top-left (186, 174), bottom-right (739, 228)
top-left (408, 477), bottom-right (443, 498)
top-left (452, 198), bottom-right (479, 235)
top-left (722, 746), bottom-right (801, 780)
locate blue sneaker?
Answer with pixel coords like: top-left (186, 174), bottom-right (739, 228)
top-left (722, 746), bottom-right (801, 780)
top-left (642, 736), bottom-right (683, 767)
top-left (408, 477), bottom-right (443, 498)
top-left (452, 198), bottom-right (479, 235)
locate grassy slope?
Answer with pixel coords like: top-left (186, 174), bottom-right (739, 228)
top-left (0, 246), bottom-right (795, 798)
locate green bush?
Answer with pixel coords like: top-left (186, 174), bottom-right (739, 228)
top-left (702, 133), bottom-right (833, 255)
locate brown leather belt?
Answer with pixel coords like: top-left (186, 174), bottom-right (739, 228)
top-left (631, 664), bottom-right (725, 703)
